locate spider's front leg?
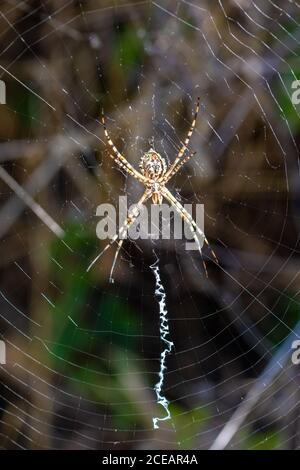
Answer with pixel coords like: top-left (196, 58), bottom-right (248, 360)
top-left (163, 97), bottom-right (200, 181)
top-left (101, 111), bottom-right (148, 185)
top-left (161, 187), bottom-right (218, 276)
top-left (87, 189), bottom-right (152, 282)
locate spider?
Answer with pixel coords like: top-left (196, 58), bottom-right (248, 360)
top-left (87, 97), bottom-right (218, 280)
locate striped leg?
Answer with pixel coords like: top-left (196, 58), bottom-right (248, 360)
top-left (162, 187), bottom-right (218, 277)
top-left (164, 151), bottom-right (197, 183)
top-left (163, 97), bottom-right (200, 181)
top-left (101, 111), bottom-right (148, 185)
top-left (87, 190), bottom-right (151, 281)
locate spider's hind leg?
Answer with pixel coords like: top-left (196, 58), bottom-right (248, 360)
top-left (162, 187), bottom-right (218, 277)
top-left (109, 239), bottom-right (124, 283)
top-left (204, 238), bottom-right (218, 265)
top-left (86, 234), bottom-right (125, 283)
top-left (87, 190), bottom-right (151, 280)
top-left (86, 232), bottom-right (119, 273)
top-left (186, 221), bottom-right (209, 278)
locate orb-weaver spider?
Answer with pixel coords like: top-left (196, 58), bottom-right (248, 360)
top-left (87, 97), bottom-right (217, 280)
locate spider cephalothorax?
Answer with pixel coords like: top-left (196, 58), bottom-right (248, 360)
top-left (139, 149), bottom-right (167, 204)
top-left (139, 149), bottom-right (167, 181)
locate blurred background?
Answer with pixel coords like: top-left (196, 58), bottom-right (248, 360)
top-left (0, 0), bottom-right (300, 450)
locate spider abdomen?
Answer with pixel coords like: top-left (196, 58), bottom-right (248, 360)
top-left (139, 148), bottom-right (167, 180)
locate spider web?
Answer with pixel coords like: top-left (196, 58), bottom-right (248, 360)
top-left (0, 0), bottom-right (300, 450)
